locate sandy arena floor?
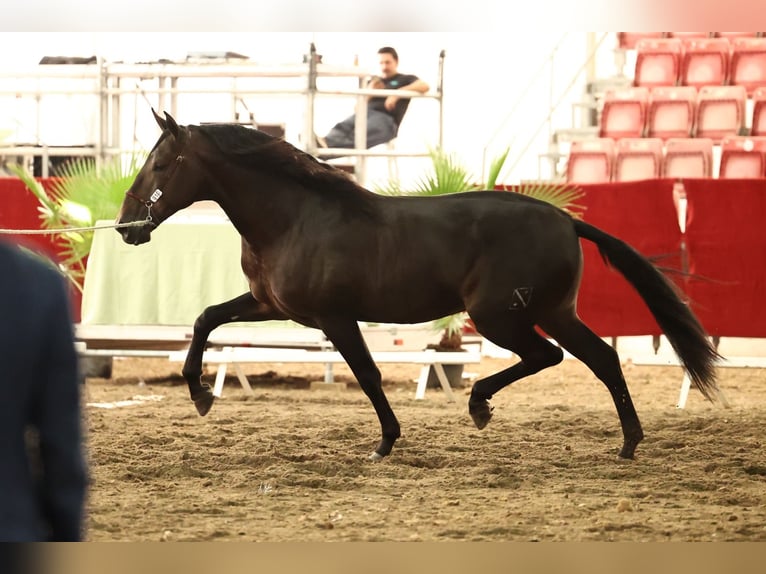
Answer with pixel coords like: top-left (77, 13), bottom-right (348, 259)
top-left (82, 354), bottom-right (766, 541)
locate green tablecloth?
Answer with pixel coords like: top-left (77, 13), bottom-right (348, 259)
top-left (82, 219), bottom-right (253, 325)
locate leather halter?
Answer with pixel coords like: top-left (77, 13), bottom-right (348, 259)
top-left (124, 154), bottom-right (185, 222)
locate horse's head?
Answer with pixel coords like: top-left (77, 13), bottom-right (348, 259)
top-left (116, 110), bottom-right (200, 245)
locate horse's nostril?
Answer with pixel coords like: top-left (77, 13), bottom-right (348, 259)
top-left (116, 224), bottom-right (136, 243)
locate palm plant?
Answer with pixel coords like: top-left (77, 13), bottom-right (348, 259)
top-left (376, 146), bottom-right (584, 351)
top-left (10, 154), bottom-right (145, 293)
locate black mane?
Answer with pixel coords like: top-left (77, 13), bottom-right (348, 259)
top-left (193, 123), bottom-right (376, 208)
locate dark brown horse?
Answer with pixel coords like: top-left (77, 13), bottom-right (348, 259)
top-left (116, 110), bottom-right (721, 461)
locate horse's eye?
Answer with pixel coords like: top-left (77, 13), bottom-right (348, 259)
top-left (152, 163), bottom-right (167, 171)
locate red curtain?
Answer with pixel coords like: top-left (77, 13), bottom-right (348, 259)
top-left (0, 177), bottom-right (82, 321)
top-left (575, 179), bottom-right (683, 336)
top-left (4, 175), bottom-right (765, 334)
top-left (683, 179), bottom-right (766, 337)
top-left (0, 178), bottom-right (59, 258)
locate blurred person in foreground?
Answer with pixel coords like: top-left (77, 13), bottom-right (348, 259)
top-left (0, 239), bottom-right (87, 542)
top-left (315, 46), bottom-right (429, 156)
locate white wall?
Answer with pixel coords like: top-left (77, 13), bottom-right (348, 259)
top-left (0, 32), bottom-right (609, 186)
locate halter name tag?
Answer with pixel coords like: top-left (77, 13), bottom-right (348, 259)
top-left (150, 189), bottom-right (163, 203)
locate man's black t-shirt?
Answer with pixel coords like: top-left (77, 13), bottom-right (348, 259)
top-left (367, 73), bottom-right (419, 126)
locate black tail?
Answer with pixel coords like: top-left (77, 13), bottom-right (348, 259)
top-left (574, 219), bottom-right (721, 401)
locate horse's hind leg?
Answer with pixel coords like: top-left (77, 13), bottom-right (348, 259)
top-left (468, 315), bottom-right (564, 430)
top-left (183, 293), bottom-right (285, 416)
top-left (540, 314), bottom-right (643, 459)
top-left (317, 317), bottom-right (400, 461)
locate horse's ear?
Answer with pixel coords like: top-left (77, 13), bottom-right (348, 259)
top-left (164, 112), bottom-right (186, 142)
top-left (152, 108), bottom-right (167, 131)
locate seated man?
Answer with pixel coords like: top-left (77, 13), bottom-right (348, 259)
top-left (316, 46), bottom-right (430, 155)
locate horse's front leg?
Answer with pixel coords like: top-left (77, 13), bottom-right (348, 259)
top-left (182, 293), bottom-right (285, 416)
top-left (317, 317), bottom-right (401, 460)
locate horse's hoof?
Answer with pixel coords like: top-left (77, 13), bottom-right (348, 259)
top-left (469, 400), bottom-right (494, 430)
top-left (618, 431), bottom-right (643, 459)
top-left (369, 452), bottom-right (384, 462)
top-left (192, 389), bottom-right (215, 417)
top-left (618, 448), bottom-right (636, 460)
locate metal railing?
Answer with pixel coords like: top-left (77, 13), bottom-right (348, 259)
top-left (0, 43), bottom-right (445, 183)
top-left (481, 33), bottom-right (611, 184)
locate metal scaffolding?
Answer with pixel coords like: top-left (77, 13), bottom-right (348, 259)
top-left (0, 43), bottom-right (445, 182)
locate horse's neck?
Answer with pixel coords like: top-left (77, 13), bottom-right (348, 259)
top-left (212, 170), bottom-right (312, 246)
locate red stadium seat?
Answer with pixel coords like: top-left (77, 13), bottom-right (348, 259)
top-left (599, 87), bottom-right (649, 139)
top-left (667, 32), bottom-right (711, 40)
top-left (680, 38), bottom-right (730, 88)
top-left (634, 38), bottom-right (683, 87)
top-left (729, 37), bottom-right (766, 94)
top-left (718, 136), bottom-right (766, 178)
top-left (662, 138), bottom-right (714, 178)
top-left (714, 32), bottom-right (762, 40)
top-left (751, 87), bottom-right (766, 136)
top-left (694, 85), bottom-right (747, 140)
top-left (617, 33), bottom-right (665, 50)
top-left (566, 138), bottom-right (615, 184)
top-left (613, 138), bottom-right (664, 181)
top-left (646, 86), bottom-right (697, 139)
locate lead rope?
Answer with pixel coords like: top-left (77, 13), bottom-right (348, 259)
top-left (0, 220), bottom-right (151, 235)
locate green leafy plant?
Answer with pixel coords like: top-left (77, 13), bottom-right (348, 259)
top-left (430, 313), bottom-right (468, 351)
top-left (10, 154), bottom-right (145, 292)
top-left (376, 146), bottom-right (474, 197)
top-left (376, 146), bottom-right (584, 350)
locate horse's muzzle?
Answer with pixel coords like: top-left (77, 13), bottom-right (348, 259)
top-left (117, 220), bottom-right (155, 245)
